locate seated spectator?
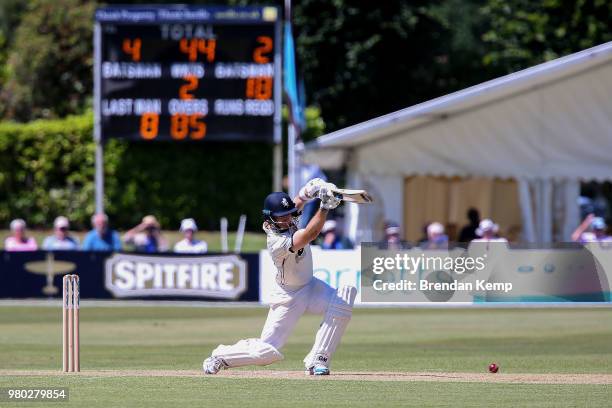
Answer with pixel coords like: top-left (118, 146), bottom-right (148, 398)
top-left (5, 219), bottom-right (38, 251)
top-left (421, 222), bottom-right (449, 249)
top-left (42, 216), bottom-right (79, 250)
top-left (572, 214), bottom-right (612, 243)
top-left (319, 220), bottom-right (353, 250)
top-left (381, 221), bottom-right (404, 250)
top-left (123, 215), bottom-right (168, 253)
top-left (472, 219), bottom-right (508, 243)
top-left (174, 218), bottom-right (208, 254)
top-left (82, 213), bottom-right (122, 251)
top-left (459, 208), bottom-right (480, 242)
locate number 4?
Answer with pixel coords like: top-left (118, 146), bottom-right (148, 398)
top-left (122, 38), bottom-right (141, 61)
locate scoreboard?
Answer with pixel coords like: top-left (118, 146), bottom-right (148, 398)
top-left (94, 6), bottom-right (280, 143)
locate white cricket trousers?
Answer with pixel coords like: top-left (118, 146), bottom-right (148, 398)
top-left (260, 277), bottom-right (336, 349)
top-left (210, 277), bottom-right (356, 369)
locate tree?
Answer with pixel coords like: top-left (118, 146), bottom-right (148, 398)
top-left (1, 0), bottom-right (96, 121)
top-left (291, 0), bottom-right (491, 132)
top-left (481, 0), bottom-right (612, 72)
top-left (0, 0), bottom-right (29, 86)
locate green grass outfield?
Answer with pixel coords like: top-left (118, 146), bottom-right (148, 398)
top-left (0, 306), bottom-right (610, 407)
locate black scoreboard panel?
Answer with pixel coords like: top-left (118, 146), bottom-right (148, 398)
top-left (95, 6), bottom-right (279, 142)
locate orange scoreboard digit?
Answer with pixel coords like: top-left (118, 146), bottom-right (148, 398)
top-left (94, 5), bottom-right (280, 142)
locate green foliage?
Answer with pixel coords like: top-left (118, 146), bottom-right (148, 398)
top-left (0, 113), bottom-right (276, 231)
top-left (0, 114), bottom-right (98, 226)
top-left (0, 0), bottom-right (96, 121)
top-left (107, 138), bottom-right (273, 231)
top-left (0, 0), bottom-right (29, 84)
top-left (291, 0), bottom-right (492, 131)
top-left (282, 105), bottom-right (326, 142)
top-left (481, 0), bottom-right (612, 71)
top-left (303, 106), bottom-right (326, 142)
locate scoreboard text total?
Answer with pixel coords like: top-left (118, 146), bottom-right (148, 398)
top-left (95, 6), bottom-right (280, 142)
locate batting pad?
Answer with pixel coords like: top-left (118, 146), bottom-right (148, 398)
top-left (212, 338), bottom-right (283, 368)
top-left (304, 285), bottom-right (357, 368)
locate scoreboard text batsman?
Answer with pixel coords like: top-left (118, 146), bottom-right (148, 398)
top-left (94, 6), bottom-right (280, 142)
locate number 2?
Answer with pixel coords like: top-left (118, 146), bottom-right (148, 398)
top-left (253, 36), bottom-right (273, 63)
top-left (179, 76), bottom-right (198, 100)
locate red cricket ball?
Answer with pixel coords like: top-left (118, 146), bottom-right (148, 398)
top-left (488, 363), bottom-right (499, 373)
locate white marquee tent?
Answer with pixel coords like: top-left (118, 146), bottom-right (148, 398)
top-left (301, 41), bottom-right (612, 243)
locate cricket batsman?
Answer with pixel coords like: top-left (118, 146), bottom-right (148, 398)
top-left (203, 179), bottom-right (357, 376)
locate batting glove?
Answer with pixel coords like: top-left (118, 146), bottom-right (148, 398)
top-left (319, 187), bottom-right (341, 210)
top-left (299, 178), bottom-right (326, 201)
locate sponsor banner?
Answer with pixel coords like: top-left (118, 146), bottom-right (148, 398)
top-left (259, 247), bottom-right (361, 305)
top-left (260, 244), bottom-right (612, 305)
top-left (105, 253), bottom-right (247, 299)
top-left (361, 243), bottom-right (612, 303)
top-left (0, 251), bottom-right (259, 301)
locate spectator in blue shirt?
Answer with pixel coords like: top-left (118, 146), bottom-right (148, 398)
top-left (319, 220), bottom-right (353, 250)
top-left (82, 213), bottom-right (122, 251)
top-left (421, 222), bottom-right (449, 249)
top-left (42, 216), bottom-right (79, 250)
top-left (123, 215), bottom-right (168, 253)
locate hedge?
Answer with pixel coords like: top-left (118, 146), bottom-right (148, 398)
top-left (0, 113), bottom-right (273, 231)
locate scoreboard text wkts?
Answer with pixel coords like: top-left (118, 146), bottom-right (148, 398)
top-left (94, 5), bottom-right (281, 142)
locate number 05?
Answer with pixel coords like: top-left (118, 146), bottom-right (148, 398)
top-left (171, 114), bottom-right (206, 140)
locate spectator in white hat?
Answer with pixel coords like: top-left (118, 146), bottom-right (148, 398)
top-left (572, 214), bottom-right (612, 243)
top-left (174, 218), bottom-right (208, 254)
top-left (472, 219), bottom-right (507, 243)
top-left (421, 222), bottom-right (449, 249)
top-left (42, 216), bottom-right (79, 250)
top-left (5, 218), bottom-right (38, 251)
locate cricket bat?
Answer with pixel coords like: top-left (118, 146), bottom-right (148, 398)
top-left (331, 188), bottom-right (373, 204)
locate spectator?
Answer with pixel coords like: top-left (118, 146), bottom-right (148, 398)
top-left (319, 220), bottom-right (353, 250)
top-left (42, 216), bottom-right (79, 250)
top-left (472, 219), bottom-right (508, 243)
top-left (123, 215), bottom-right (169, 253)
top-left (458, 208), bottom-right (480, 242)
top-left (4, 219), bottom-right (38, 251)
top-left (421, 222), bottom-right (449, 249)
top-left (381, 221), bottom-right (404, 250)
top-left (82, 213), bottom-right (122, 251)
top-left (174, 218), bottom-right (208, 253)
top-left (572, 214), bottom-right (612, 243)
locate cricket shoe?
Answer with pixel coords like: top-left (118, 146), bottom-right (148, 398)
top-left (203, 356), bottom-right (226, 375)
top-left (305, 364), bottom-right (330, 376)
top-left (313, 364), bottom-right (330, 375)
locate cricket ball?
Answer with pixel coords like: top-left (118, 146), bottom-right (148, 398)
top-left (488, 363), bottom-right (499, 373)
